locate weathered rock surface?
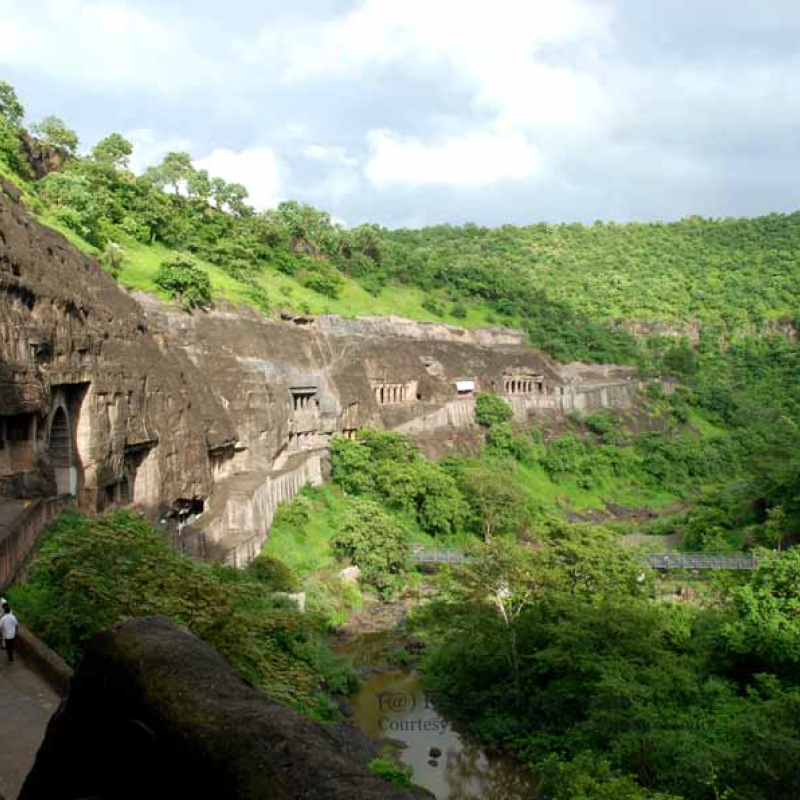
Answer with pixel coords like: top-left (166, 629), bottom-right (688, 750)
top-left (0, 181), bottom-right (644, 564)
top-left (19, 134), bottom-right (69, 181)
top-left (19, 616), bottom-right (433, 800)
top-left (0, 180), bottom-right (233, 513)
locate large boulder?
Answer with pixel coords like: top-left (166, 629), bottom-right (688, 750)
top-left (19, 617), bottom-right (432, 800)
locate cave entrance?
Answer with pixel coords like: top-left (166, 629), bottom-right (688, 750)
top-left (50, 406), bottom-right (76, 496)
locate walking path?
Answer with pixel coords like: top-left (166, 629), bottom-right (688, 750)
top-left (0, 654), bottom-right (58, 800)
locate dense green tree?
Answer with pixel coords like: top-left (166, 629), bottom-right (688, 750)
top-left (154, 254), bottom-right (212, 310)
top-left (187, 167), bottom-right (211, 202)
top-left (418, 543), bottom-right (800, 800)
top-left (91, 133), bottom-right (133, 168)
top-left (146, 151), bottom-right (193, 195)
top-left (330, 436), bottom-right (377, 495)
top-left (475, 392), bottom-right (513, 427)
top-left (249, 554), bottom-right (300, 592)
top-left (11, 512), bottom-right (353, 715)
top-left (38, 171), bottom-right (105, 245)
top-left (225, 181), bottom-right (250, 215)
top-left (0, 80), bottom-right (26, 174)
top-left (31, 115), bottom-right (79, 155)
top-left (331, 498), bottom-right (410, 597)
top-left (459, 463), bottom-right (532, 541)
top-left (0, 80), bottom-right (24, 127)
top-left (723, 548), bottom-right (800, 676)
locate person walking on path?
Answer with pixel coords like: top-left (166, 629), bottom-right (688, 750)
top-left (0, 603), bottom-right (18, 663)
top-left (0, 597), bottom-right (6, 650)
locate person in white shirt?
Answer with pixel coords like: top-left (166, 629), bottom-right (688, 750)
top-left (0, 603), bottom-right (18, 663)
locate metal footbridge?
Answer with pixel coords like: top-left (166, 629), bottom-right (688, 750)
top-left (411, 546), bottom-right (758, 570)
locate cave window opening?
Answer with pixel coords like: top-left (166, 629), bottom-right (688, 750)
top-left (172, 498), bottom-right (205, 529)
top-left (374, 382), bottom-right (411, 406)
top-left (6, 415), bottom-right (32, 443)
top-left (291, 388), bottom-right (317, 411)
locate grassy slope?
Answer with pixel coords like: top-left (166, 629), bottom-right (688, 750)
top-left (0, 162), bottom-right (503, 325)
top-left (513, 461), bottom-right (679, 515)
top-left (7, 162), bottom-right (800, 333)
top-left (265, 456), bottom-right (689, 583)
top-left (1, 186), bottom-right (500, 327)
top-left (113, 237), bottom-right (501, 326)
top-left (263, 485), bottom-right (473, 579)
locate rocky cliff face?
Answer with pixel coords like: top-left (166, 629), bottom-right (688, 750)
top-left (0, 180), bottom-right (234, 514)
top-left (0, 182), bottom-right (641, 562)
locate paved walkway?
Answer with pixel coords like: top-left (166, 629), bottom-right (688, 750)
top-left (0, 653), bottom-right (59, 800)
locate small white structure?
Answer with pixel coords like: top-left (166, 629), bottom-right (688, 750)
top-left (339, 565), bottom-right (362, 583)
top-left (455, 380), bottom-right (475, 397)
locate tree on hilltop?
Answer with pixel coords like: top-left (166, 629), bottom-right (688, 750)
top-left (0, 80), bottom-right (24, 127)
top-left (91, 133), bottom-right (133, 169)
top-left (31, 115), bottom-right (79, 156)
top-left (145, 151), bottom-right (193, 195)
top-left (155, 254), bottom-right (212, 311)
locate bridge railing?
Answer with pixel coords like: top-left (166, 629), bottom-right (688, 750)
top-left (411, 546), bottom-right (759, 571)
top-left (645, 552), bottom-right (758, 570)
top-left (411, 546), bottom-right (468, 565)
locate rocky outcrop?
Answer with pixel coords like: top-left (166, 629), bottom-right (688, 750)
top-left (19, 616), bottom-right (432, 800)
top-left (0, 179), bottom-right (234, 515)
top-left (0, 180), bottom-right (643, 566)
top-left (18, 134), bottom-right (69, 181)
top-left (181, 450), bottom-right (324, 566)
top-left (314, 313), bottom-right (526, 346)
top-left (617, 318), bottom-right (702, 344)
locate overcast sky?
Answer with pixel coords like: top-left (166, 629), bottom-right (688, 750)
top-left (1, 0), bottom-right (798, 228)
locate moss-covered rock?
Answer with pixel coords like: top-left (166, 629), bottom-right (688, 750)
top-left (20, 616), bottom-right (432, 800)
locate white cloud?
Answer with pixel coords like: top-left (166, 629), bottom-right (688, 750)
top-left (125, 128), bottom-right (194, 176)
top-left (302, 144), bottom-right (359, 167)
top-left (244, 0), bottom-right (612, 136)
top-left (364, 129), bottom-right (543, 189)
top-left (118, 131), bottom-right (285, 210)
top-left (240, 0), bottom-right (612, 189)
top-left (195, 148), bottom-right (283, 211)
top-left (0, 0), bottom-right (213, 92)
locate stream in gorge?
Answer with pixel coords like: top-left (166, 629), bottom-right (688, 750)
top-left (336, 632), bottom-right (538, 799)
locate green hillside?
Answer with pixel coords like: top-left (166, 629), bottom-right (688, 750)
top-left (5, 79), bottom-right (800, 368)
top-left (382, 213), bottom-right (800, 329)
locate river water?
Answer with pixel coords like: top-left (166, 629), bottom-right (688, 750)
top-left (347, 666), bottom-right (538, 799)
